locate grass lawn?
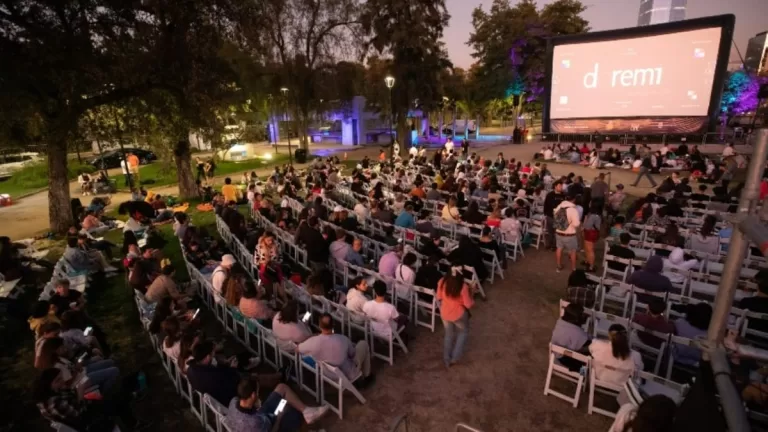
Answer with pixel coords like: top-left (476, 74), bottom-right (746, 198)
top-left (0, 203), bottom-right (227, 431)
top-left (116, 154), bottom-right (295, 190)
top-left (0, 160), bottom-right (98, 198)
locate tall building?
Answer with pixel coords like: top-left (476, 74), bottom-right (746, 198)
top-left (637, 0), bottom-right (687, 26)
top-left (744, 32), bottom-right (768, 75)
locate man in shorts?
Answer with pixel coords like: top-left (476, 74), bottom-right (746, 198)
top-left (553, 190), bottom-right (581, 272)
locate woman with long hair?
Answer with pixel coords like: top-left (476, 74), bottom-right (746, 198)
top-left (582, 202), bottom-right (602, 272)
top-left (441, 196), bottom-right (461, 223)
top-left (255, 232), bottom-right (286, 302)
top-left (691, 215), bottom-right (720, 255)
top-left (436, 265), bottom-right (475, 368)
top-left (271, 300), bottom-right (312, 351)
top-left (588, 324), bottom-right (643, 385)
top-left (461, 200), bottom-right (486, 225)
top-left (223, 270), bottom-right (245, 307)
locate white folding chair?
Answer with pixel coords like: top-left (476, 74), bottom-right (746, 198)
top-left (666, 334), bottom-right (701, 381)
top-left (256, 322), bottom-right (281, 370)
top-left (598, 281), bottom-right (632, 317)
top-left (602, 255), bottom-right (631, 282)
top-left (369, 319), bottom-right (409, 366)
top-left (203, 393), bottom-right (230, 432)
top-left (298, 355), bottom-right (321, 403)
top-left (741, 310), bottom-right (768, 348)
top-left (412, 285), bottom-right (437, 332)
top-left (588, 362), bottom-right (633, 418)
top-left (543, 343), bottom-right (591, 408)
top-left (319, 361), bottom-right (367, 419)
top-left (592, 310), bottom-right (630, 340)
top-left (629, 322), bottom-right (670, 376)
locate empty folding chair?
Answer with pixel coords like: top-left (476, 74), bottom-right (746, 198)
top-left (524, 217), bottom-right (545, 250)
top-left (369, 317), bottom-right (409, 366)
top-left (592, 311), bottom-right (630, 341)
top-left (598, 281), bottom-right (632, 318)
top-left (588, 361), bottom-right (634, 418)
top-left (629, 322), bottom-right (670, 376)
top-left (543, 343), bottom-right (591, 408)
top-left (256, 322), bottom-right (281, 370)
top-left (602, 255), bottom-right (632, 282)
top-left (319, 361), bottom-right (367, 419)
top-left (741, 310), bottom-right (768, 348)
top-left (298, 355), bottom-right (321, 403)
top-left (666, 334), bottom-right (701, 381)
top-left (633, 370), bottom-right (689, 404)
top-left (412, 285), bottom-right (438, 332)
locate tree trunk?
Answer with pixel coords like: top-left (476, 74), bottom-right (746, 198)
top-left (48, 138), bottom-right (73, 233)
top-left (174, 138), bottom-right (197, 199)
top-left (95, 138), bottom-right (108, 178)
top-left (75, 141), bottom-right (82, 164)
top-left (438, 111), bottom-right (444, 140)
top-left (396, 113), bottom-right (410, 157)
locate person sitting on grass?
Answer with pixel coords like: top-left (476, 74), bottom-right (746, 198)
top-left (81, 210), bottom-right (110, 236)
top-left (29, 300), bottom-right (61, 339)
top-left (227, 377), bottom-right (330, 432)
top-left (35, 368), bottom-right (151, 432)
top-left (144, 264), bottom-right (191, 309)
top-left (63, 237), bottom-right (104, 274)
top-left (59, 310), bottom-right (103, 359)
top-left (221, 177), bottom-right (240, 204)
top-left (36, 337), bottom-right (120, 396)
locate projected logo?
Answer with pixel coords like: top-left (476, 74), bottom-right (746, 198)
top-left (561, 59), bottom-right (571, 68)
top-left (687, 90), bottom-right (698, 101)
top-left (559, 96), bottom-right (569, 105)
top-left (694, 48), bottom-right (705, 58)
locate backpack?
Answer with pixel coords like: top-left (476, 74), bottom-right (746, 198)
top-left (553, 206), bottom-right (570, 231)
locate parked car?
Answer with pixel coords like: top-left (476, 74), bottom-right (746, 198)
top-left (0, 151), bottom-right (42, 178)
top-left (90, 148), bottom-right (157, 169)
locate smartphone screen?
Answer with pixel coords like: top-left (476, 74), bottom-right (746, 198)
top-left (274, 399), bottom-right (287, 415)
top-left (83, 326), bottom-right (93, 337)
top-left (302, 311), bottom-right (311, 322)
top-left (192, 308), bottom-right (201, 320)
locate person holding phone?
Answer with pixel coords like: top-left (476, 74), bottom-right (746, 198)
top-left (226, 377), bottom-right (329, 431)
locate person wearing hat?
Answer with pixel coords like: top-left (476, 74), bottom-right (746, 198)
top-left (211, 254), bottom-right (236, 304)
top-left (553, 190), bottom-right (581, 272)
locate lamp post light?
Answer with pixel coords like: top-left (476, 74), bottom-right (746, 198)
top-left (280, 87), bottom-right (293, 166)
top-left (385, 75), bottom-right (395, 159)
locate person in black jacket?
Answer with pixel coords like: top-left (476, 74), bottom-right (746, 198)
top-left (543, 181), bottom-right (565, 250)
top-left (294, 216), bottom-right (329, 270)
top-left (631, 155), bottom-right (658, 188)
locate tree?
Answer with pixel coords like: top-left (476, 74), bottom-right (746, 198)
top-left (242, 0), bottom-right (364, 151)
top-left (468, 0), bottom-right (589, 121)
top-left (362, 0), bottom-right (452, 155)
top-left (0, 1), bottom-right (256, 230)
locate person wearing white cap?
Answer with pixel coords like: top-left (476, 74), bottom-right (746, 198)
top-left (516, 189), bottom-right (527, 200)
top-left (211, 254), bottom-right (236, 303)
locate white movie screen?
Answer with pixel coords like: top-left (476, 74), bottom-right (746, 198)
top-left (550, 27), bottom-right (722, 119)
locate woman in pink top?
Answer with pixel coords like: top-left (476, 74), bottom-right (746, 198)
top-left (436, 267), bottom-right (475, 367)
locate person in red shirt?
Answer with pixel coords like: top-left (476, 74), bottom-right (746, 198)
top-left (631, 297), bottom-right (674, 348)
top-left (580, 143), bottom-right (590, 154)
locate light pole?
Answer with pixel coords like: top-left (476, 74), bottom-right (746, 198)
top-left (385, 75), bottom-right (395, 159)
top-left (280, 87), bottom-right (293, 166)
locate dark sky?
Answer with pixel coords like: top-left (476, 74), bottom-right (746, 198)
top-left (444, 0), bottom-right (767, 69)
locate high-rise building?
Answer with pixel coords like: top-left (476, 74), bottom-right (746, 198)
top-left (637, 0), bottom-right (687, 26)
top-left (744, 32), bottom-right (768, 75)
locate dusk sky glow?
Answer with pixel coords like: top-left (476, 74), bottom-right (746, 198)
top-left (443, 0), bottom-right (768, 69)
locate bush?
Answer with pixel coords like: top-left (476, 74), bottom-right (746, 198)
top-left (2, 160), bottom-right (96, 192)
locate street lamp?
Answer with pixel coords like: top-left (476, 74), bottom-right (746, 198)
top-left (385, 75), bottom-right (395, 159)
top-left (280, 87), bottom-right (293, 166)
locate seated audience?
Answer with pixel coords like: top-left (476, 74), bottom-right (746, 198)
top-left (739, 270), bottom-right (768, 332)
top-left (186, 341), bottom-right (241, 405)
top-left (297, 313), bottom-right (373, 386)
top-left (226, 377), bottom-right (329, 432)
top-left (550, 303), bottom-right (590, 371)
top-left (415, 254), bottom-right (443, 290)
top-left (564, 269), bottom-right (596, 308)
top-left (632, 298), bottom-right (675, 348)
top-left (673, 303), bottom-right (712, 366)
top-left (627, 256), bottom-right (673, 299)
top-left (271, 301), bottom-right (312, 352)
top-left (606, 233), bottom-right (635, 273)
top-left (588, 324), bottom-right (643, 386)
top-left (610, 394), bottom-right (677, 432)
top-left (363, 281), bottom-right (405, 338)
top-left (239, 283), bottom-right (275, 321)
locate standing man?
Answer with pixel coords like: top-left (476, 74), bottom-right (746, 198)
top-left (553, 191), bottom-right (581, 272)
top-left (543, 181), bottom-right (565, 251)
top-left (120, 156), bottom-right (132, 187)
top-left (590, 173), bottom-right (609, 212)
top-left (631, 153), bottom-right (657, 188)
top-left (127, 152), bottom-right (140, 184)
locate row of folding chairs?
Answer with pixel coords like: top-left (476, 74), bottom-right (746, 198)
top-left (544, 343), bottom-right (688, 418)
top-left (180, 245), bottom-right (370, 419)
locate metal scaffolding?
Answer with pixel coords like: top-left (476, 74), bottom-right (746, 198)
top-left (705, 127), bottom-right (768, 432)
